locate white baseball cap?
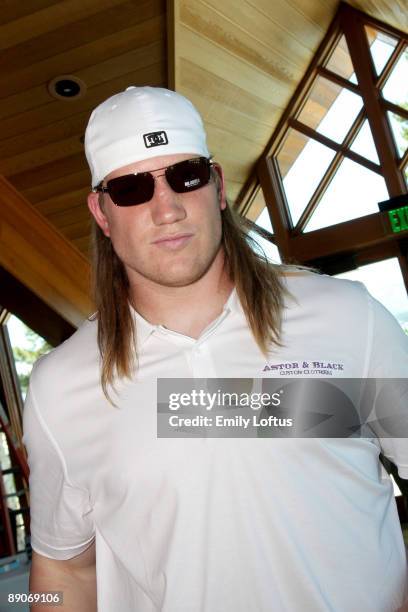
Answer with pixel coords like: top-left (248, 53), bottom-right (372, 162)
top-left (84, 86), bottom-right (210, 187)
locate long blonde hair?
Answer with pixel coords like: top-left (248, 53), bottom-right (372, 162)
top-left (90, 176), bottom-right (290, 401)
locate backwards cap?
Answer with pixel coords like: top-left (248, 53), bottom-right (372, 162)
top-left (84, 86), bottom-right (210, 187)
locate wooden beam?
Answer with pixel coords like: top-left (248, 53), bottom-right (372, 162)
top-left (340, 5), bottom-right (405, 196)
top-left (166, 0), bottom-right (176, 89)
top-left (0, 267), bottom-right (75, 347)
top-left (290, 212), bottom-right (398, 262)
top-left (0, 175), bottom-right (93, 328)
top-left (257, 157), bottom-right (292, 261)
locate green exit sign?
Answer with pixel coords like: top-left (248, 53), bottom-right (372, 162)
top-left (388, 206), bottom-right (408, 233)
top-left (378, 195), bottom-right (408, 235)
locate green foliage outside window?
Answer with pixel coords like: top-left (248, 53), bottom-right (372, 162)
top-left (11, 327), bottom-right (52, 398)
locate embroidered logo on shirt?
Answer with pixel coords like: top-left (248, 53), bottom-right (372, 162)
top-left (262, 361), bottom-right (345, 376)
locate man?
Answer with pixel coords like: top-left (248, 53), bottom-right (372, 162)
top-left (24, 86), bottom-right (408, 611)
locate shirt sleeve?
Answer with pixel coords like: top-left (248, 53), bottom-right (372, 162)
top-left (364, 288), bottom-right (408, 479)
top-left (23, 372), bottom-right (95, 560)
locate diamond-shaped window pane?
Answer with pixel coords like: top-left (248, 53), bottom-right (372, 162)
top-left (297, 76), bottom-right (363, 144)
top-left (365, 26), bottom-right (398, 77)
top-left (276, 129), bottom-right (336, 226)
top-left (350, 119), bottom-right (379, 164)
top-left (245, 185), bottom-right (267, 222)
top-left (387, 111), bottom-right (408, 158)
top-left (382, 49), bottom-right (408, 108)
top-left (256, 206), bottom-right (274, 233)
top-left (325, 35), bottom-right (357, 83)
top-left (305, 158), bottom-right (388, 232)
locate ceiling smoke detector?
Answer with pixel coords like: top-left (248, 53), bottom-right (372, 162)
top-left (48, 75), bottom-right (86, 100)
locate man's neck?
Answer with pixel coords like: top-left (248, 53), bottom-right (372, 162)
top-left (129, 253), bottom-right (235, 339)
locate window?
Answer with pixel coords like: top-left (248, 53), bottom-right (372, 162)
top-left (382, 50), bottom-right (408, 108)
top-left (239, 3), bottom-right (407, 305)
top-left (349, 120), bottom-right (379, 163)
top-left (268, 25), bottom-right (407, 233)
top-left (365, 26), bottom-right (398, 77)
top-left (6, 315), bottom-right (51, 401)
top-left (252, 207), bottom-right (281, 263)
top-left (336, 258), bottom-right (408, 332)
top-left (276, 130), bottom-right (336, 226)
top-left (0, 311), bottom-right (52, 556)
top-left (241, 184), bottom-right (282, 263)
top-left (297, 77), bottom-right (363, 144)
top-left (325, 35), bottom-right (357, 83)
top-left (305, 158), bottom-right (388, 231)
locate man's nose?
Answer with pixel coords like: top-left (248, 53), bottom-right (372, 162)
top-left (149, 174), bottom-right (187, 226)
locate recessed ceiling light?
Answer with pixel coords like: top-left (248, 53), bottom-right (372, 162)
top-left (48, 75), bottom-right (86, 100)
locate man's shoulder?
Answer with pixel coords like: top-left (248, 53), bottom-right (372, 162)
top-left (30, 315), bottom-right (99, 391)
top-left (281, 267), bottom-right (369, 306)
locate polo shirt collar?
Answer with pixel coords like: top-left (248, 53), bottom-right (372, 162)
top-left (130, 286), bottom-right (240, 348)
top-left (130, 304), bottom-right (155, 348)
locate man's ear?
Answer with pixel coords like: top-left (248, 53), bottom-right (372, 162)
top-left (87, 192), bottom-right (111, 237)
top-left (212, 163), bottom-right (227, 210)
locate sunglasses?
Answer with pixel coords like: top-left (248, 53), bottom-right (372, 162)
top-left (92, 156), bottom-right (214, 207)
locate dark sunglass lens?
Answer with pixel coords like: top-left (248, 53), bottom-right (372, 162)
top-left (166, 158), bottom-right (210, 193)
top-left (107, 174), bottom-right (154, 206)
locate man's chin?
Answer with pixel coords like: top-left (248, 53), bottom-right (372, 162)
top-left (153, 261), bottom-right (216, 288)
top-left (155, 271), bottom-right (209, 288)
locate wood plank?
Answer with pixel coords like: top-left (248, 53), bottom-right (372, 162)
top-left (210, 155), bottom-right (255, 184)
top-left (348, 0), bottom-right (408, 30)
top-left (180, 0), bottom-right (304, 81)
top-left (284, 0), bottom-right (335, 29)
top-left (48, 204), bottom-right (90, 230)
top-left (72, 235), bottom-right (92, 257)
top-left (0, 0), bottom-right (59, 27)
top-left (0, 0), bottom-right (137, 51)
top-left (34, 188), bottom-right (89, 217)
top-left (200, 0), bottom-right (320, 59)
top-left (76, 41), bottom-right (164, 91)
top-left (167, 0), bottom-right (176, 89)
top-left (0, 111), bottom-right (89, 160)
top-left (0, 0), bottom-right (164, 74)
top-left (10, 153), bottom-right (85, 191)
top-left (0, 35), bottom-right (162, 123)
top-left (22, 170), bottom-right (91, 204)
top-left (0, 176), bottom-right (92, 326)
top-left (0, 135), bottom-right (84, 177)
top-left (244, 0), bottom-right (327, 42)
top-left (179, 58), bottom-right (280, 133)
top-left (224, 180), bottom-right (244, 204)
top-left (185, 90), bottom-right (278, 149)
top-left (177, 27), bottom-right (293, 106)
top-left (205, 122), bottom-right (264, 164)
top-left (60, 219), bottom-right (92, 241)
top-left (0, 15), bottom-right (165, 99)
top-left (0, 62), bottom-right (165, 142)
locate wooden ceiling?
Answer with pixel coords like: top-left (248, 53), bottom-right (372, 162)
top-left (0, 0), bottom-right (167, 258)
top-left (0, 0), bottom-right (406, 262)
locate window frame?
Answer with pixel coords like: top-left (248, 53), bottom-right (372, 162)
top-left (236, 2), bottom-right (408, 293)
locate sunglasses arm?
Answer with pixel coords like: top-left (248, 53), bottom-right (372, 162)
top-left (92, 185), bottom-right (109, 194)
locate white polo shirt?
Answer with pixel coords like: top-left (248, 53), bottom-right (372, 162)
top-left (23, 271), bottom-right (408, 611)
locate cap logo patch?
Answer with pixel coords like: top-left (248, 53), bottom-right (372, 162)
top-left (143, 131), bottom-right (168, 148)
